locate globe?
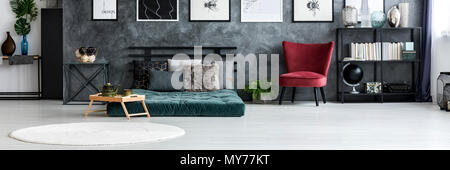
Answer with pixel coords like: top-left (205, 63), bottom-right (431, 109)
top-left (343, 64), bottom-right (364, 94)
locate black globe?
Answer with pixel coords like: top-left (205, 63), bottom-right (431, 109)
top-left (343, 64), bottom-right (363, 85)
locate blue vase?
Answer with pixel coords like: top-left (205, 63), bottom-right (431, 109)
top-left (21, 34), bottom-right (28, 55)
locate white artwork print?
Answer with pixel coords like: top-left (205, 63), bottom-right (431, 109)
top-left (241, 0), bottom-right (283, 22)
top-left (345, 0), bottom-right (384, 21)
top-left (93, 0), bottom-right (117, 20)
top-left (191, 0), bottom-right (230, 21)
top-left (294, 0), bottom-right (333, 22)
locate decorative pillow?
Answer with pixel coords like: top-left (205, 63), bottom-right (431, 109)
top-left (133, 60), bottom-right (168, 89)
top-left (168, 59), bottom-right (202, 72)
top-left (183, 64), bottom-right (192, 90)
top-left (148, 71), bottom-right (183, 92)
top-left (183, 63), bottom-right (220, 92)
top-left (191, 63), bottom-right (204, 91)
top-left (183, 64), bottom-right (203, 92)
top-left (202, 63), bottom-right (220, 91)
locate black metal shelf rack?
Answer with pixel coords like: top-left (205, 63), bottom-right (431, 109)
top-left (336, 27), bottom-right (423, 103)
top-left (0, 56), bottom-right (41, 100)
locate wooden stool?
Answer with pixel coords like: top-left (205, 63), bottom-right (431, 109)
top-left (85, 93), bottom-right (150, 120)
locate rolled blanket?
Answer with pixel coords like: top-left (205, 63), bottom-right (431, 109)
top-left (8, 55), bottom-right (34, 65)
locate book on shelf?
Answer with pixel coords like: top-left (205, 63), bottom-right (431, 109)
top-left (346, 42), bottom-right (414, 61)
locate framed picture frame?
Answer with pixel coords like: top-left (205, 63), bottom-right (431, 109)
top-left (189, 0), bottom-right (231, 22)
top-left (293, 0), bottom-right (334, 22)
top-left (92, 0), bottom-right (118, 21)
top-left (136, 0), bottom-right (179, 22)
top-left (344, 0), bottom-right (385, 22)
top-left (241, 0), bottom-right (283, 22)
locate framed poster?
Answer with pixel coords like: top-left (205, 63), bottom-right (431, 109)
top-left (92, 0), bottom-right (118, 21)
top-left (190, 0), bottom-right (231, 22)
top-left (293, 0), bottom-right (334, 22)
top-left (345, 0), bottom-right (384, 21)
top-left (137, 0), bottom-right (179, 21)
top-left (241, 0), bottom-right (283, 22)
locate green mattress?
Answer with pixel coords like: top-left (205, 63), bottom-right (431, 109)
top-left (107, 89), bottom-right (245, 117)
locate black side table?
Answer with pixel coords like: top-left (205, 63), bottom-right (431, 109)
top-left (0, 55), bottom-right (41, 100)
top-left (63, 61), bottom-right (109, 105)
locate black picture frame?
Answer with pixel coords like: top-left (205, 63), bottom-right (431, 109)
top-left (292, 0), bottom-right (335, 23)
top-left (189, 0), bottom-right (231, 22)
top-left (137, 0), bottom-right (179, 21)
top-left (92, 0), bottom-right (118, 21)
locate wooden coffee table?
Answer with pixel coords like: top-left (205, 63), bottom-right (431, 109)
top-left (85, 93), bottom-right (150, 120)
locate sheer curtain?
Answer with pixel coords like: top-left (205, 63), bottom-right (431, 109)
top-left (431, 0), bottom-right (450, 102)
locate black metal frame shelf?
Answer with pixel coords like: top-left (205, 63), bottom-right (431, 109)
top-left (336, 27), bottom-right (422, 103)
top-left (342, 92), bottom-right (417, 96)
top-left (63, 61), bottom-right (110, 105)
top-left (338, 60), bottom-right (420, 63)
top-left (0, 56), bottom-right (41, 100)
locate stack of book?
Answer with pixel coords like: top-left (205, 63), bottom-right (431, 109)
top-left (346, 42), bottom-right (415, 61)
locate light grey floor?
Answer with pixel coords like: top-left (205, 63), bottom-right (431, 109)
top-left (0, 100), bottom-right (449, 150)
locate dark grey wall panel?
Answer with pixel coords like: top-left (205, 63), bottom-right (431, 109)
top-left (63, 0), bottom-right (423, 101)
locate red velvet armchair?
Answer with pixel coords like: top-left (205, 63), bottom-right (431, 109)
top-left (279, 41), bottom-right (335, 106)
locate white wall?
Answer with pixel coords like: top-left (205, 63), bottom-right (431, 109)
top-left (0, 1), bottom-right (46, 93)
top-left (431, 38), bottom-right (450, 102)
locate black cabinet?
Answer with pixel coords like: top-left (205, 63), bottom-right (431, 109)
top-left (41, 8), bottom-right (63, 99)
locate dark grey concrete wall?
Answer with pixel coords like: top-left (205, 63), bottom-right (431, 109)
top-left (63, 0), bottom-right (423, 101)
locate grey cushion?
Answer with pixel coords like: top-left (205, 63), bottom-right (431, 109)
top-left (149, 71), bottom-right (183, 92)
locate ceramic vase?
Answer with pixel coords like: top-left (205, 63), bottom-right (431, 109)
top-left (1, 32), bottom-right (16, 56)
top-left (388, 6), bottom-right (401, 28)
top-left (399, 3), bottom-right (410, 27)
top-left (343, 6), bottom-right (358, 28)
top-left (371, 11), bottom-right (386, 28)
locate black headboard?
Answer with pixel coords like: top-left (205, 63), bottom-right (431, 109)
top-left (128, 46), bottom-right (237, 60)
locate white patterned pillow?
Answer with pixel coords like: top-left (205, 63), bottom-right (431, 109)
top-left (202, 63), bottom-right (220, 91)
top-left (182, 62), bottom-right (220, 92)
top-left (191, 63), bottom-right (204, 91)
top-left (182, 63), bottom-right (203, 91)
top-left (168, 59), bottom-right (202, 72)
top-left (183, 65), bottom-right (192, 90)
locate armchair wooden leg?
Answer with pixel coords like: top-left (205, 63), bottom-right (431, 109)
top-left (314, 87), bottom-right (319, 107)
top-left (279, 87), bottom-right (286, 105)
top-left (320, 87), bottom-right (327, 104)
top-left (291, 87), bottom-right (296, 103)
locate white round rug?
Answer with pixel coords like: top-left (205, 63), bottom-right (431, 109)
top-left (9, 122), bottom-right (185, 146)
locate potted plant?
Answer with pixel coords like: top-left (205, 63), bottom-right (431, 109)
top-left (10, 0), bottom-right (38, 55)
top-left (244, 80), bottom-right (272, 104)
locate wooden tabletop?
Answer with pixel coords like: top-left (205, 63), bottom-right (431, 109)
top-left (89, 93), bottom-right (146, 102)
top-left (2, 55), bottom-right (40, 60)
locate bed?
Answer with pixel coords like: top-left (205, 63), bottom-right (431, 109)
top-left (107, 89), bottom-right (245, 117)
